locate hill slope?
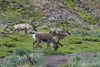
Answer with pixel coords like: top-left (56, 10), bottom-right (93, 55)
top-left (0, 0), bottom-right (100, 57)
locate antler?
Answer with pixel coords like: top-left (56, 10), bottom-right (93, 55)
top-left (30, 20), bottom-right (37, 31)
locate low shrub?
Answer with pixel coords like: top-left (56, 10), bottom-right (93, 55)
top-left (91, 31), bottom-right (100, 37)
top-left (72, 30), bottom-right (89, 35)
top-left (59, 53), bottom-right (100, 67)
top-left (0, 48), bottom-right (45, 67)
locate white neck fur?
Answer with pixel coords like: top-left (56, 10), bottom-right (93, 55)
top-left (50, 43), bottom-right (54, 47)
top-left (33, 34), bottom-right (35, 40)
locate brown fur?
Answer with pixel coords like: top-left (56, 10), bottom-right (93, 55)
top-left (31, 32), bottom-right (59, 53)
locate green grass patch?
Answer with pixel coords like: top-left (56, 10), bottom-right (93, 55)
top-left (1, 30), bottom-right (100, 57)
top-left (75, 9), bottom-right (96, 24)
top-left (61, 0), bottom-right (74, 7)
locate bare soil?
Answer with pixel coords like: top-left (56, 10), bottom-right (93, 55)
top-left (45, 52), bottom-right (93, 67)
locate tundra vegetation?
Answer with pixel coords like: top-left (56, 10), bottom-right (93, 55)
top-left (0, 0), bottom-right (100, 67)
top-left (0, 48), bottom-right (45, 67)
top-left (59, 53), bottom-right (100, 67)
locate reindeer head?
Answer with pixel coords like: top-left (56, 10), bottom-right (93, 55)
top-left (29, 26), bottom-right (37, 31)
top-left (53, 43), bottom-right (59, 51)
top-left (66, 31), bottom-right (71, 35)
top-left (30, 23), bottom-right (37, 31)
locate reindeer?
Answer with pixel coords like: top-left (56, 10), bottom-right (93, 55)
top-left (30, 32), bottom-right (59, 53)
top-left (50, 28), bottom-right (71, 47)
top-left (12, 23), bottom-right (37, 36)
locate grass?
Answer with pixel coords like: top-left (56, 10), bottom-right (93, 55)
top-left (0, 27), bottom-right (100, 57)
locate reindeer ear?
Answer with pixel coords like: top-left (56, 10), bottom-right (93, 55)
top-left (30, 22), bottom-right (33, 25)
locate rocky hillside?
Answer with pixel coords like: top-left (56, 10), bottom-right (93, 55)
top-left (0, 0), bottom-right (100, 30)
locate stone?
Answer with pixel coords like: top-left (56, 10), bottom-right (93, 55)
top-left (16, 22), bottom-right (19, 24)
top-left (64, 2), bottom-right (67, 4)
top-left (41, 17), bottom-right (47, 20)
top-left (8, 27), bottom-right (11, 29)
top-left (48, 22), bottom-right (51, 25)
top-left (1, 14), bottom-right (5, 16)
top-left (4, 24), bottom-right (8, 28)
top-left (11, 3), bottom-right (19, 9)
top-left (35, 8), bottom-right (38, 11)
top-left (18, 13), bottom-right (21, 16)
top-left (7, 20), bottom-right (12, 23)
top-left (50, 17), bottom-right (55, 20)
top-left (0, 19), bottom-right (7, 24)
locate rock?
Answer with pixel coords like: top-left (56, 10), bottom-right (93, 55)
top-left (4, 24), bottom-right (8, 28)
top-left (74, 1), bottom-right (78, 3)
top-left (35, 8), bottom-right (38, 11)
top-left (50, 17), bottom-right (55, 20)
top-left (41, 17), bottom-right (47, 20)
top-left (64, 2), bottom-right (67, 5)
top-left (48, 22), bottom-right (52, 25)
top-left (0, 31), bottom-right (6, 35)
top-left (6, 0), bottom-right (10, 2)
top-left (43, 5), bottom-right (50, 10)
top-left (7, 20), bottom-right (12, 23)
top-left (8, 27), bottom-right (11, 29)
top-left (18, 13), bottom-right (21, 16)
top-left (0, 19), bottom-right (7, 24)
top-left (16, 22), bottom-right (19, 24)
top-left (1, 14), bottom-right (5, 16)
top-left (18, 9), bottom-right (22, 11)
top-left (11, 3), bottom-right (19, 9)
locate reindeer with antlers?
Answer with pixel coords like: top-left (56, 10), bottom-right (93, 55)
top-left (30, 32), bottom-right (59, 53)
top-left (50, 28), bottom-right (71, 47)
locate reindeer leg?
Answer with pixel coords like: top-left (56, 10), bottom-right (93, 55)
top-left (47, 42), bottom-right (52, 51)
top-left (33, 40), bottom-right (37, 50)
top-left (63, 37), bottom-right (66, 43)
top-left (17, 30), bottom-right (19, 35)
top-left (63, 37), bottom-right (68, 47)
top-left (46, 42), bottom-right (49, 53)
top-left (36, 40), bottom-right (41, 48)
top-left (57, 37), bottom-right (64, 47)
top-left (57, 37), bottom-right (60, 43)
top-left (12, 29), bottom-right (17, 35)
top-left (25, 30), bottom-right (28, 36)
top-left (58, 42), bottom-right (64, 47)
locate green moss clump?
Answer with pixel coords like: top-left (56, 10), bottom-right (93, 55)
top-left (61, 0), bottom-right (75, 7)
top-left (76, 9), bottom-right (96, 24)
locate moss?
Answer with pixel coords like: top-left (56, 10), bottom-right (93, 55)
top-left (75, 9), bottom-right (96, 24)
top-left (61, 0), bottom-right (75, 7)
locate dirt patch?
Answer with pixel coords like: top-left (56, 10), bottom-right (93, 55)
top-left (45, 52), bottom-right (93, 67)
top-left (0, 58), bottom-right (3, 63)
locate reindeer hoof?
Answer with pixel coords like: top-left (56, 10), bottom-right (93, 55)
top-left (46, 50), bottom-right (48, 53)
top-left (32, 50), bottom-right (34, 52)
top-left (61, 44), bottom-right (64, 47)
top-left (50, 50), bottom-right (52, 51)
